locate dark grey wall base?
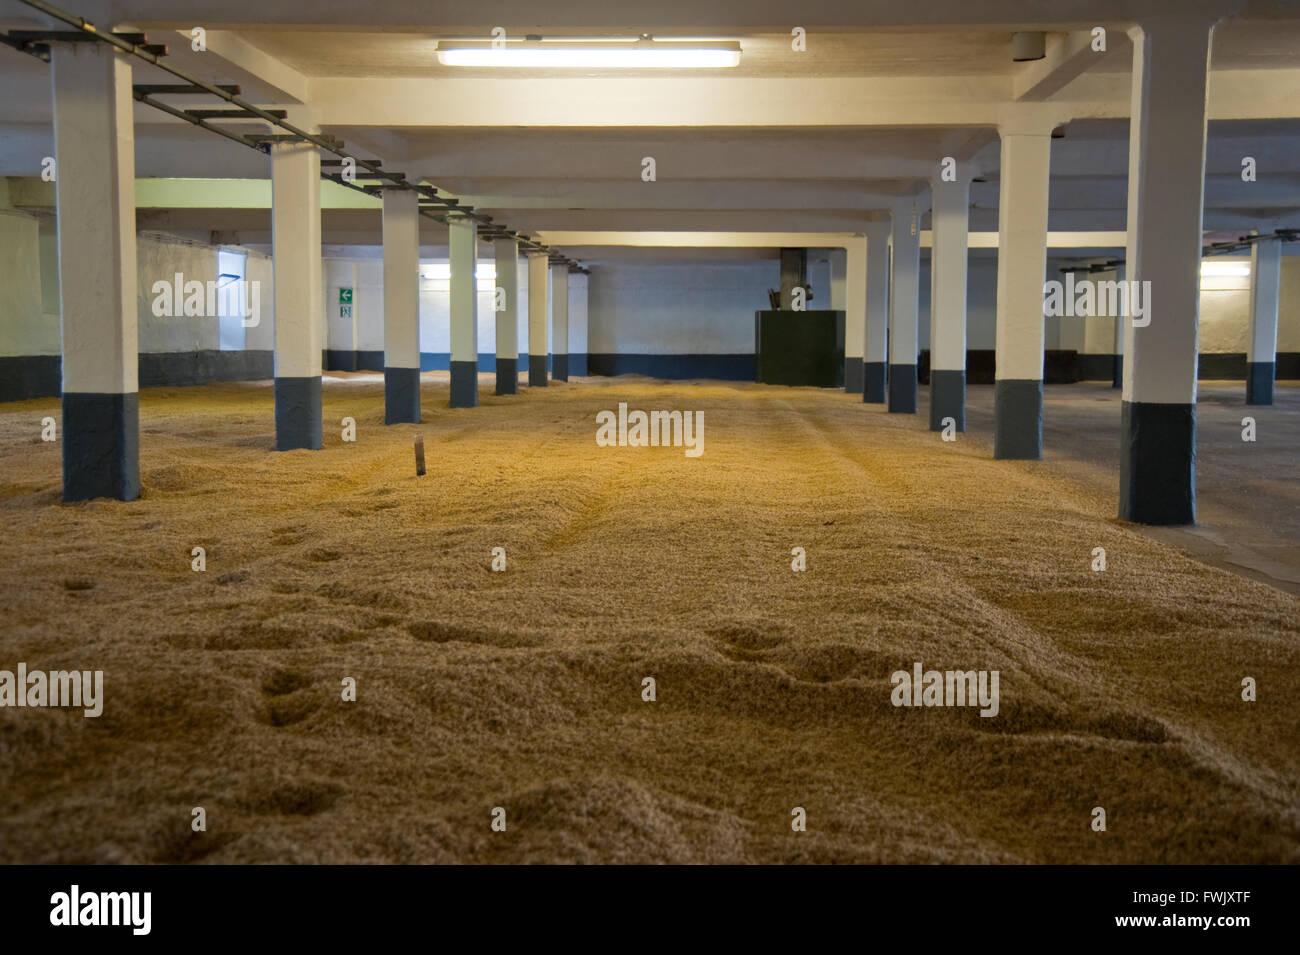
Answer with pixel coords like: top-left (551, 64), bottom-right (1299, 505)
top-left (384, 367), bottom-right (421, 423)
top-left (450, 360), bottom-right (478, 407)
top-left (1119, 400), bottom-right (1195, 525)
top-left (325, 349), bottom-right (357, 372)
top-left (274, 376), bottom-right (322, 451)
top-left (1198, 353), bottom-right (1247, 380)
top-left (863, 361), bottom-right (886, 403)
top-left (528, 354), bottom-right (548, 387)
top-left (569, 354), bottom-right (588, 376)
top-left (1077, 353), bottom-right (1119, 383)
top-left (587, 353), bottom-right (754, 380)
top-left (418, 352), bottom-right (535, 373)
top-left (844, 358), bottom-right (864, 396)
top-left (553, 353), bottom-right (569, 382)
top-left (325, 349), bottom-right (384, 372)
top-left (1077, 352), bottom-right (1124, 388)
top-left (930, 369), bottom-right (966, 431)
top-left (496, 357), bottom-right (518, 395)
top-left (0, 355), bottom-right (61, 402)
top-left (994, 378), bottom-right (1043, 460)
top-left (887, 363), bottom-right (917, 413)
top-left (1246, 361), bottom-right (1274, 405)
top-left (61, 392), bottom-right (139, 502)
top-left (139, 349), bottom-right (274, 388)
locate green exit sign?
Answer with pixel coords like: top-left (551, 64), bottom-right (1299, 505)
top-left (338, 287), bottom-right (353, 305)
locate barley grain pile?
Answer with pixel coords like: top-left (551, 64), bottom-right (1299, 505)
top-left (0, 374), bottom-right (1296, 863)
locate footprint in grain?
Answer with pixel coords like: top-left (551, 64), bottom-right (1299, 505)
top-left (706, 623), bottom-right (787, 661)
top-left (259, 669), bottom-right (320, 727)
top-left (407, 620), bottom-right (537, 648)
top-left (246, 781), bottom-right (342, 817)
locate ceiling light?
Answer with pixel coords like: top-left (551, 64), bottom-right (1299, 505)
top-left (436, 38), bottom-right (742, 69)
top-left (1200, 261), bottom-right (1250, 277)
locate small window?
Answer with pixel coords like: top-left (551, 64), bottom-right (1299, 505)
top-left (217, 249), bottom-right (247, 350)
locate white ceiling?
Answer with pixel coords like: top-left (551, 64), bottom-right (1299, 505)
top-left (2, 0), bottom-right (1299, 262)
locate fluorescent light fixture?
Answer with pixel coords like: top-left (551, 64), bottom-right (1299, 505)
top-left (419, 263), bottom-right (497, 280)
top-left (1199, 260), bottom-right (1250, 278)
top-left (419, 262), bottom-right (497, 292)
top-left (436, 39), bottom-right (742, 69)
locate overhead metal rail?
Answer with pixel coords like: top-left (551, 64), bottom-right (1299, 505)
top-left (3, 0), bottom-right (589, 273)
top-left (1060, 229), bottom-right (1298, 274)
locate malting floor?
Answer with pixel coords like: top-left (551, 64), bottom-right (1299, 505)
top-left (0, 374), bottom-right (1296, 863)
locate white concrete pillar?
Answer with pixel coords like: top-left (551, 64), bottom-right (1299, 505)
top-left (551, 263), bottom-right (570, 382)
top-left (843, 242), bottom-right (867, 398)
top-left (830, 248), bottom-right (857, 394)
top-left (527, 252), bottom-right (550, 386)
top-left (1120, 17), bottom-right (1216, 524)
top-left (993, 112), bottom-right (1054, 459)
top-left (271, 137), bottom-right (322, 450)
top-left (929, 172), bottom-right (971, 431)
top-left (382, 189), bottom-right (420, 422)
top-left (864, 220), bottom-right (890, 402)
top-left (1247, 237), bottom-right (1281, 405)
top-left (569, 272), bottom-right (589, 376)
top-left (493, 237), bottom-right (520, 394)
top-left (448, 215), bottom-right (478, 407)
top-left (888, 200), bottom-right (921, 412)
top-left (1113, 264), bottom-right (1125, 388)
top-left (51, 41), bottom-right (139, 500)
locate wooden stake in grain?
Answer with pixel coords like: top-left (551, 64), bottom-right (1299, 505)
top-left (414, 434), bottom-right (426, 476)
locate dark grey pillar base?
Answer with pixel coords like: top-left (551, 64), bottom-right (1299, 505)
top-left (1112, 355), bottom-right (1123, 389)
top-left (1246, 361), bottom-right (1274, 405)
top-left (450, 360), bottom-right (478, 408)
top-left (863, 361), bottom-right (886, 403)
top-left (496, 357), bottom-right (518, 395)
top-left (887, 363), bottom-right (917, 413)
top-left (553, 353), bottom-right (569, 382)
top-left (1119, 400), bottom-right (1195, 525)
top-left (62, 392), bottom-right (140, 502)
top-left (994, 379), bottom-right (1043, 460)
top-left (570, 353), bottom-right (588, 376)
top-left (929, 369), bottom-right (966, 431)
top-left (528, 354), bottom-right (548, 387)
top-left (843, 358), bottom-right (864, 396)
top-left (384, 367), bottom-right (421, 423)
top-left (274, 376), bottom-right (322, 451)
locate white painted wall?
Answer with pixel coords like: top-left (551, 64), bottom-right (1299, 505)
top-left (243, 248), bottom-right (275, 351)
top-left (4, 220), bottom-right (1298, 380)
top-left (137, 233), bottom-right (220, 352)
top-left (319, 252), bottom-right (542, 358)
top-left (1280, 256), bottom-right (1300, 352)
top-left (0, 208), bottom-right (53, 357)
top-left (919, 255), bottom-right (1000, 352)
top-left (1200, 255), bottom-right (1253, 354)
top-left (0, 219), bottom-right (276, 358)
top-left (324, 259), bottom-right (358, 353)
top-left (569, 272), bottom-right (589, 359)
top-left (587, 260), bottom-right (777, 354)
